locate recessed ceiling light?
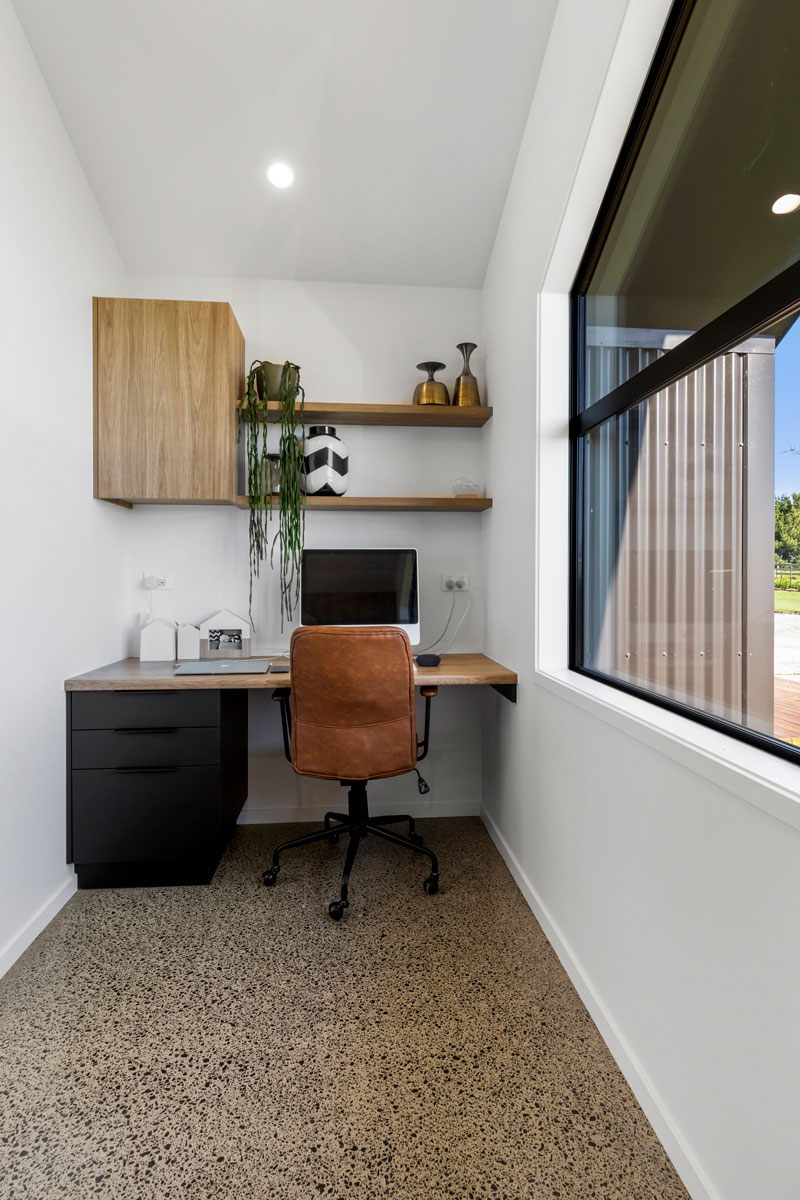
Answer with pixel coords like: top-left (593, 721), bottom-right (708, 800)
top-left (771, 193), bottom-right (800, 215)
top-left (267, 163), bottom-right (294, 189)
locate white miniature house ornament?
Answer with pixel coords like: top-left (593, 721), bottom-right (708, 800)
top-left (198, 610), bottom-right (251, 659)
top-left (177, 623), bottom-right (200, 660)
top-left (139, 617), bottom-right (177, 662)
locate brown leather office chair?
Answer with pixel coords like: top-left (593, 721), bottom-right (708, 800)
top-left (262, 626), bottom-right (440, 919)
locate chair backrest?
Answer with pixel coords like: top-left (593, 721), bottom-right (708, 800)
top-left (289, 626), bottom-right (417, 781)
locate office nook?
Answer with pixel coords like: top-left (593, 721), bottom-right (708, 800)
top-left (2, 2), bottom-right (799, 1198)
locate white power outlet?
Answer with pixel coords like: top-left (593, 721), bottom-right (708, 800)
top-left (142, 571), bottom-right (175, 591)
top-left (442, 573), bottom-right (470, 592)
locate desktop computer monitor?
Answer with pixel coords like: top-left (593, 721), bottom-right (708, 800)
top-left (300, 548), bottom-right (420, 645)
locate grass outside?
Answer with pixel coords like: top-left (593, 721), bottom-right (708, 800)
top-left (775, 589), bottom-right (800, 613)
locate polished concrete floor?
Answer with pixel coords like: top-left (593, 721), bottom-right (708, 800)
top-left (1, 818), bottom-right (689, 1199)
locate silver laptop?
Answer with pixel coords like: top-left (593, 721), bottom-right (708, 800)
top-left (174, 660), bottom-right (271, 675)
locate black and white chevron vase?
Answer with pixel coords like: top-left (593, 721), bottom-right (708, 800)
top-left (300, 425), bottom-right (349, 496)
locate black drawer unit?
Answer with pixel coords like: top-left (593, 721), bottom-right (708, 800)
top-left (67, 689), bottom-right (247, 888)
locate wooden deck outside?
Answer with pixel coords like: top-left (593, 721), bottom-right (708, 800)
top-left (774, 677), bottom-right (800, 743)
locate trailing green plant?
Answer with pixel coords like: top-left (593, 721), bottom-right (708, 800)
top-left (239, 360), bottom-right (305, 628)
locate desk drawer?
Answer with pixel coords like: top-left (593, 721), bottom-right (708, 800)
top-left (71, 766), bottom-right (219, 862)
top-left (71, 690), bottom-right (220, 730)
top-left (72, 728), bottom-right (220, 769)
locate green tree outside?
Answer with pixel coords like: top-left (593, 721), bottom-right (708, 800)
top-left (775, 493), bottom-right (800, 563)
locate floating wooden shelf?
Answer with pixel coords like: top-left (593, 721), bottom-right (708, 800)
top-left (242, 401), bottom-right (492, 428)
top-left (233, 495), bottom-right (492, 512)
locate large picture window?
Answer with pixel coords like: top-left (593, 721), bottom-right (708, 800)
top-left (571, 0), bottom-right (800, 760)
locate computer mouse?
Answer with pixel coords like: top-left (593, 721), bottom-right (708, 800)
top-left (416, 653), bottom-right (441, 667)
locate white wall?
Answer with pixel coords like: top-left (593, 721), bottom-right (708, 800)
top-left (0, 0), bottom-right (130, 975)
top-left (482, 3), bottom-right (800, 1200)
top-left (123, 277), bottom-right (486, 821)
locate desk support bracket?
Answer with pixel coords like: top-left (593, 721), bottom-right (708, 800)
top-left (491, 683), bottom-right (517, 703)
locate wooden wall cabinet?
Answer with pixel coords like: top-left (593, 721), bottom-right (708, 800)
top-left (93, 297), bottom-right (244, 504)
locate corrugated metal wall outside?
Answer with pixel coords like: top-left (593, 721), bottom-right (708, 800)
top-left (586, 343), bottom-right (662, 408)
top-left (582, 343), bottom-right (774, 734)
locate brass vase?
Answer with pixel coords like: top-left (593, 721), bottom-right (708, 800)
top-left (452, 342), bottom-right (481, 407)
top-left (413, 361), bottom-right (450, 406)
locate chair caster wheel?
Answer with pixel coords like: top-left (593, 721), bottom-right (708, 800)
top-left (326, 833), bottom-right (339, 845)
top-left (262, 869), bottom-right (278, 887)
top-left (328, 901), bottom-right (345, 921)
top-left (409, 832), bottom-right (423, 846)
top-left (423, 874), bottom-right (439, 896)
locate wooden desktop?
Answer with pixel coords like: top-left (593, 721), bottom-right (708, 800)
top-left (65, 653), bottom-right (518, 694)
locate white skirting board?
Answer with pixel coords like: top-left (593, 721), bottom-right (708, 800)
top-left (480, 806), bottom-right (718, 1200)
top-left (239, 797), bottom-right (479, 824)
top-left (0, 875), bottom-right (76, 980)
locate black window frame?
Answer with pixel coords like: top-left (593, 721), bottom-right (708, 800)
top-left (569, 0), bottom-right (800, 765)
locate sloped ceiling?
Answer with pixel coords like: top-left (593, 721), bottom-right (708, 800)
top-left (12, 0), bottom-right (557, 286)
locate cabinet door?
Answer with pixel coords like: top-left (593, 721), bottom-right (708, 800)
top-left (94, 297), bottom-right (244, 502)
